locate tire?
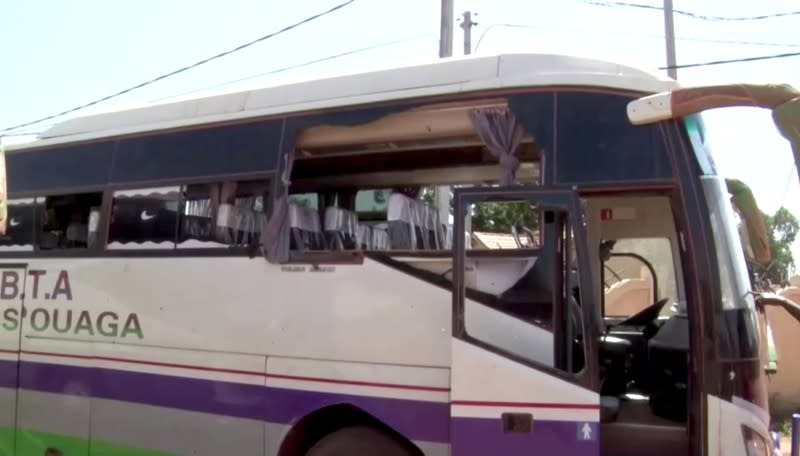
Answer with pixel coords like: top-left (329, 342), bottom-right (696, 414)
top-left (305, 426), bottom-right (414, 456)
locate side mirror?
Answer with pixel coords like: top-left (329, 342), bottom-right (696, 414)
top-left (764, 320), bottom-right (779, 375)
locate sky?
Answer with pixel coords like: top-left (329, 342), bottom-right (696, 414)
top-left (1, 0), bottom-right (799, 260)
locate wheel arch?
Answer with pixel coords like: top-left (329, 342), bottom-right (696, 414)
top-left (277, 403), bottom-right (423, 456)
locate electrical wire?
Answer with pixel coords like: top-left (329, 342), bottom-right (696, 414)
top-left (661, 50), bottom-right (800, 69)
top-left (473, 22), bottom-right (800, 53)
top-left (152, 33), bottom-right (434, 103)
top-left (578, 0), bottom-right (800, 21)
top-left (779, 163), bottom-right (797, 209)
top-left (0, 0), bottom-right (357, 134)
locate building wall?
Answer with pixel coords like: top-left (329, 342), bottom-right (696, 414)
top-left (768, 285), bottom-right (800, 419)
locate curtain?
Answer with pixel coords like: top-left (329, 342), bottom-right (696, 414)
top-left (261, 145), bottom-right (295, 263)
top-left (469, 108), bottom-right (526, 185)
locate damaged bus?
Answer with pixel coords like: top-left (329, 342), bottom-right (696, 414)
top-left (0, 53), bottom-right (796, 456)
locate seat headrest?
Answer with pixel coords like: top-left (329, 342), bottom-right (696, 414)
top-left (387, 193), bottom-right (416, 223)
top-left (288, 203), bottom-right (322, 233)
top-left (324, 207), bottom-right (358, 235)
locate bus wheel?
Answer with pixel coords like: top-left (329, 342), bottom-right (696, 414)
top-left (305, 426), bottom-right (414, 456)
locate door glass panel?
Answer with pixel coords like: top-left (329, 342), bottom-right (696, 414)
top-left (462, 198), bottom-right (584, 374)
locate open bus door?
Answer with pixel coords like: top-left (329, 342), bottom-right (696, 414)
top-left (448, 185), bottom-right (601, 456)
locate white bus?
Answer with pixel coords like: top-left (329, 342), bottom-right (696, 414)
top-left (0, 53), bottom-right (789, 456)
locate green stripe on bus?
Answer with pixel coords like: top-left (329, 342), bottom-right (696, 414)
top-left (0, 427), bottom-right (173, 456)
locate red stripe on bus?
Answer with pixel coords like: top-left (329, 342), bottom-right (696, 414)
top-left (452, 400), bottom-right (600, 410)
top-left (6, 349), bottom-right (450, 393)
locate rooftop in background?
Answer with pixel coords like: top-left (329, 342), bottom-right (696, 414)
top-left (7, 52), bottom-right (677, 152)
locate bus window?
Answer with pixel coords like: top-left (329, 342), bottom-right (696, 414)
top-left (178, 179), bottom-right (268, 248)
top-left (288, 193), bottom-right (318, 210)
top-left (108, 187), bottom-right (180, 249)
top-left (37, 192), bottom-right (103, 250)
top-left (602, 238), bottom-right (678, 318)
top-left (286, 187), bottom-right (449, 253)
top-left (0, 198), bottom-right (35, 251)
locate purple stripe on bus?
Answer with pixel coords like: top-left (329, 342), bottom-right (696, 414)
top-left (14, 360), bottom-right (450, 443)
top-left (451, 416), bottom-right (599, 455)
top-left (0, 359), bottom-right (18, 389)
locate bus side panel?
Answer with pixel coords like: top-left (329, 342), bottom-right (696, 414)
top-left (8, 256), bottom-right (454, 454)
top-left (450, 340), bottom-right (600, 456)
top-left (265, 357), bottom-right (450, 454)
top-left (87, 256), bottom-right (452, 366)
top-left (87, 346), bottom-right (267, 456)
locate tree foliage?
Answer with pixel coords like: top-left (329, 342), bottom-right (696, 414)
top-left (754, 207), bottom-right (800, 286)
top-left (471, 201), bottom-right (539, 233)
top-left (418, 187), bottom-right (538, 233)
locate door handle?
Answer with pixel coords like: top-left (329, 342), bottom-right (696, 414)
top-left (501, 412), bottom-right (533, 433)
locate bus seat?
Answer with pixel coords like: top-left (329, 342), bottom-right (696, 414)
top-left (387, 193), bottom-right (419, 250)
top-left (601, 395), bottom-right (621, 422)
top-left (65, 221), bottom-right (88, 246)
top-left (372, 225), bottom-right (390, 250)
top-left (414, 200), bottom-right (432, 249)
top-left (288, 203), bottom-right (324, 251)
top-left (442, 223), bottom-right (453, 249)
top-left (324, 207), bottom-right (359, 250)
top-left (237, 207), bottom-right (262, 245)
top-left (357, 224), bottom-right (372, 250)
top-left (183, 199), bottom-right (214, 240)
top-left (214, 203), bottom-right (237, 244)
top-left (216, 203), bottom-right (261, 245)
top-left (647, 315), bottom-right (689, 422)
top-left (87, 207), bottom-right (101, 249)
top-left (421, 203), bottom-right (442, 249)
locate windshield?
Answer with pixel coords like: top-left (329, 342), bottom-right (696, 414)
top-left (684, 114), bottom-right (717, 176)
top-left (701, 175), bottom-right (760, 359)
top-left (702, 176), bottom-right (755, 310)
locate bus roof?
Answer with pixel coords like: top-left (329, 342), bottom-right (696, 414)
top-left (10, 52), bottom-right (677, 151)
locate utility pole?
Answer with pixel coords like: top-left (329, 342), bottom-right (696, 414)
top-left (663, 0), bottom-right (678, 79)
top-left (436, 0), bottom-right (455, 234)
top-left (439, 0), bottom-right (454, 58)
top-left (460, 11), bottom-right (478, 55)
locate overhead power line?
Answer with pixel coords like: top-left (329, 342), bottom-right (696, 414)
top-left (661, 50), bottom-right (800, 69)
top-left (0, 0), bottom-right (357, 134)
top-left (578, 0), bottom-right (800, 21)
top-left (474, 22), bottom-right (800, 53)
top-left (152, 33), bottom-right (434, 103)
